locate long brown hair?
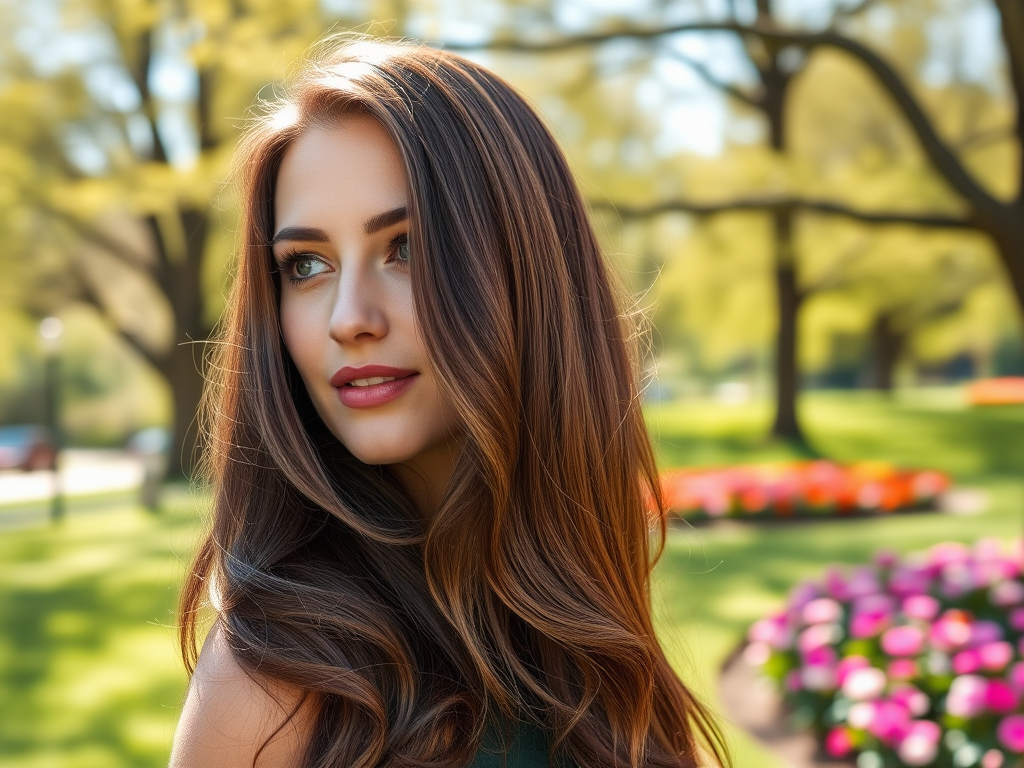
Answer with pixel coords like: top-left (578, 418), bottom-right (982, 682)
top-left (180, 37), bottom-right (727, 768)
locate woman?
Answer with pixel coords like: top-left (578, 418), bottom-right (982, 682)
top-left (171, 38), bottom-right (727, 768)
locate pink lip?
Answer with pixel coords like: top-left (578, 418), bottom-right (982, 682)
top-left (330, 365), bottom-right (419, 409)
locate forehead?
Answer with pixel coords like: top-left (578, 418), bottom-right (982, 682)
top-left (274, 116), bottom-right (410, 229)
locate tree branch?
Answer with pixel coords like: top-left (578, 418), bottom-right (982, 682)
top-left (34, 199), bottom-right (154, 271)
top-left (126, 26), bottom-right (169, 165)
top-left (956, 125), bottom-right (1015, 152)
top-left (66, 252), bottom-right (163, 371)
top-left (833, 0), bottom-right (883, 22)
top-left (593, 195), bottom-right (977, 229)
top-left (993, 0), bottom-right (1024, 200)
top-left (438, 21), bottom-right (1000, 215)
top-left (665, 48), bottom-right (763, 109)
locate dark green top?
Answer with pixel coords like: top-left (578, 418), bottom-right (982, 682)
top-left (471, 719), bottom-right (553, 768)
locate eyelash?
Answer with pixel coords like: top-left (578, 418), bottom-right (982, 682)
top-left (276, 233), bottom-right (410, 285)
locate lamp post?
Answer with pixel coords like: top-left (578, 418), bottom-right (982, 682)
top-left (39, 317), bottom-right (64, 524)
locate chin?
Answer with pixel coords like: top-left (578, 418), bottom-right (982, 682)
top-left (345, 443), bottom-right (416, 466)
top-left (331, 427), bottom-right (423, 466)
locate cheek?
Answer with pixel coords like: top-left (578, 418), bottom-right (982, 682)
top-left (279, 298), bottom-right (320, 379)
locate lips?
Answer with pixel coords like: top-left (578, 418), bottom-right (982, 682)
top-left (330, 365), bottom-right (419, 408)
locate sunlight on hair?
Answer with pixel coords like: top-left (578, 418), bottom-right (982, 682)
top-left (268, 102), bottom-right (299, 132)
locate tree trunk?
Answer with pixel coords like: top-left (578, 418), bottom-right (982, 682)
top-left (762, 46), bottom-right (806, 446)
top-left (769, 210), bottom-right (807, 444)
top-left (157, 208), bottom-right (212, 479)
top-left (868, 311), bottom-right (903, 393)
top-left (160, 342), bottom-right (208, 479)
top-left (991, 212), bottom-right (1024, 332)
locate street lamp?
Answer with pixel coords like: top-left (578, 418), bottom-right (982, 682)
top-left (39, 317), bottom-right (64, 524)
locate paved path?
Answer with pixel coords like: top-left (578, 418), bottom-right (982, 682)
top-left (718, 645), bottom-right (854, 768)
top-left (0, 449), bottom-right (143, 505)
top-left (0, 450), bottom-right (147, 529)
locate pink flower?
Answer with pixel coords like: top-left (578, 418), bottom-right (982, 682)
top-left (998, 714), bottom-right (1024, 752)
top-left (942, 563), bottom-right (975, 597)
top-left (851, 594), bottom-right (894, 639)
top-left (990, 580), bottom-right (1024, 607)
top-left (847, 701), bottom-right (876, 729)
top-left (785, 670), bottom-right (802, 692)
top-left (930, 610), bottom-right (972, 651)
top-left (801, 665), bottom-right (838, 691)
top-left (1008, 661), bottom-right (1024, 695)
top-left (868, 700), bottom-right (910, 745)
top-left (798, 624), bottom-right (837, 653)
top-left (1011, 608), bottom-right (1024, 631)
top-left (842, 667), bottom-right (886, 701)
top-left (952, 649), bottom-right (982, 675)
top-left (889, 568), bottom-right (932, 598)
top-left (890, 684), bottom-right (930, 716)
top-left (803, 645), bottom-right (837, 667)
top-left (897, 720), bottom-right (941, 766)
top-left (802, 597), bottom-right (842, 625)
top-left (986, 679), bottom-right (1019, 713)
top-left (749, 616), bottom-right (792, 650)
top-left (875, 549), bottom-right (899, 568)
top-left (848, 566), bottom-right (882, 598)
top-left (982, 749), bottom-right (1005, 768)
top-left (970, 620), bottom-right (1004, 646)
top-left (980, 641), bottom-right (1015, 672)
top-left (837, 655), bottom-right (871, 686)
top-left (824, 727), bottom-right (854, 758)
top-left (976, 538), bottom-right (1005, 563)
top-left (881, 625), bottom-right (924, 657)
top-left (902, 594), bottom-right (940, 621)
top-left (946, 674), bottom-right (988, 718)
top-left (825, 568), bottom-right (849, 601)
top-left (888, 658), bottom-right (918, 680)
top-left (789, 581), bottom-right (821, 611)
top-left (930, 541), bottom-right (971, 569)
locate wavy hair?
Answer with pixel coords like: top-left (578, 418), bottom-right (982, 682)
top-left (179, 37), bottom-right (727, 768)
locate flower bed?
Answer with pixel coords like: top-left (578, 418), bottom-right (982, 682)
top-left (967, 378), bottom-right (1024, 406)
top-left (745, 540), bottom-right (1024, 767)
top-left (661, 461), bottom-right (949, 521)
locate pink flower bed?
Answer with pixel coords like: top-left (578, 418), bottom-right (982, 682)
top-left (746, 540), bottom-right (1024, 767)
top-left (661, 461), bottom-right (948, 520)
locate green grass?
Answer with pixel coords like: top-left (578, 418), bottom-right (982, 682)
top-left (0, 486), bottom-right (205, 768)
top-left (0, 391), bottom-right (1022, 767)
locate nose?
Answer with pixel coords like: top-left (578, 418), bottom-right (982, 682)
top-left (327, 264), bottom-right (389, 345)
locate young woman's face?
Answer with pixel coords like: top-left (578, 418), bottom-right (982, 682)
top-left (273, 116), bottom-right (460, 490)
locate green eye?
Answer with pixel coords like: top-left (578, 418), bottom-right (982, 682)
top-left (280, 254), bottom-right (329, 284)
top-left (296, 258), bottom-right (318, 277)
top-left (396, 240), bottom-right (411, 264)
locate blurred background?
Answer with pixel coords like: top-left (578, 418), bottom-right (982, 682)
top-left (1, 0), bottom-right (1022, 766)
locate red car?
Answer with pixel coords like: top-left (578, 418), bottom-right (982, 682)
top-left (0, 426), bottom-right (56, 471)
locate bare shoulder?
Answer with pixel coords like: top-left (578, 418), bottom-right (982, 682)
top-left (169, 623), bottom-right (317, 768)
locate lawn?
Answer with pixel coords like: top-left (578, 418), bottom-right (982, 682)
top-left (0, 488), bottom-right (205, 768)
top-left (0, 390), bottom-right (1021, 767)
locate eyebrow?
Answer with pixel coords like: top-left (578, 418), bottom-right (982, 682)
top-left (363, 206), bottom-right (408, 235)
top-left (271, 206), bottom-right (409, 245)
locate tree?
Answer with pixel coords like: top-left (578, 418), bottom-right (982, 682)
top-left (1, 0), bottom-right (375, 475)
top-left (444, 0), bottom-right (1020, 442)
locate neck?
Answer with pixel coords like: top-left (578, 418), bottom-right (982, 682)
top-left (391, 438), bottom-right (459, 518)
